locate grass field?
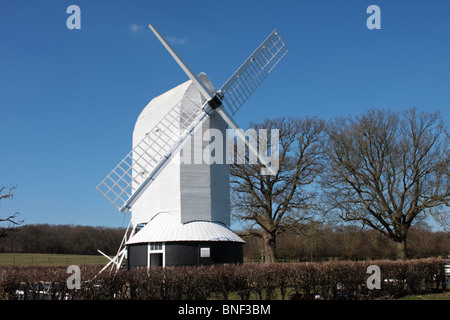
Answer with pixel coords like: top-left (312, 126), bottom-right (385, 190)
top-left (397, 289), bottom-right (450, 300)
top-left (0, 253), bottom-right (110, 266)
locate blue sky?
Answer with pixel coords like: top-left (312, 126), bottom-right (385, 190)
top-left (1, 0), bottom-right (449, 229)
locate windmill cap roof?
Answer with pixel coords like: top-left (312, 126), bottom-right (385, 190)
top-left (134, 72), bottom-right (215, 126)
top-left (126, 212), bottom-right (245, 244)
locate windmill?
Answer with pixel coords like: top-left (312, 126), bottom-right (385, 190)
top-left (96, 24), bottom-right (287, 271)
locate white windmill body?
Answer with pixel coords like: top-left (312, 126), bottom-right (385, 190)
top-left (124, 74), bottom-right (242, 268)
top-left (131, 73), bottom-right (230, 227)
top-left (96, 25), bottom-right (287, 271)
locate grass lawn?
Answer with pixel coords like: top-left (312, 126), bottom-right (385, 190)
top-left (398, 289), bottom-right (449, 300)
top-left (0, 253), bottom-right (109, 266)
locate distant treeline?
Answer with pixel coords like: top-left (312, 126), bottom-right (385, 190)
top-left (0, 224), bottom-right (126, 256)
top-left (243, 224), bottom-right (449, 261)
top-left (0, 223), bottom-right (448, 260)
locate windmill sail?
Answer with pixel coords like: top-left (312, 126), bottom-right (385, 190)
top-left (96, 96), bottom-right (212, 212)
top-left (97, 26), bottom-right (287, 212)
top-left (219, 30), bottom-right (288, 115)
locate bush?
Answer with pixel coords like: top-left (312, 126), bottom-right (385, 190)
top-left (0, 258), bottom-right (446, 300)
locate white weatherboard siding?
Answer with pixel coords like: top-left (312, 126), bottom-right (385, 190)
top-left (209, 114), bottom-right (231, 225)
top-left (126, 212), bottom-right (244, 244)
top-left (131, 73), bottom-right (231, 227)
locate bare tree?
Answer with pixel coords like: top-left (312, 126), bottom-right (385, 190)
top-left (230, 116), bottom-right (325, 262)
top-left (0, 184), bottom-right (23, 238)
top-left (322, 108), bottom-right (449, 259)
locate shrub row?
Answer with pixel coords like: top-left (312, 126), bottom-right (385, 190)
top-left (0, 258), bottom-right (446, 300)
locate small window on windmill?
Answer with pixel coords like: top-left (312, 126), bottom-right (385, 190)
top-left (150, 242), bottom-right (163, 251)
top-left (200, 247), bottom-right (210, 258)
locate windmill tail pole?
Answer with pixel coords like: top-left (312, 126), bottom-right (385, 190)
top-left (96, 219), bottom-right (135, 275)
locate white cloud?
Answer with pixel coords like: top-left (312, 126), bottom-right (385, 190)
top-left (166, 36), bottom-right (188, 45)
top-left (128, 24), bottom-right (188, 45)
top-left (129, 23), bottom-right (144, 34)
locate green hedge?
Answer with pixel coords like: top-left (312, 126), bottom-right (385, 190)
top-left (0, 258), bottom-right (446, 300)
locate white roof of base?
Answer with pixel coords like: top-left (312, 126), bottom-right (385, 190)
top-left (126, 212), bottom-right (245, 245)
